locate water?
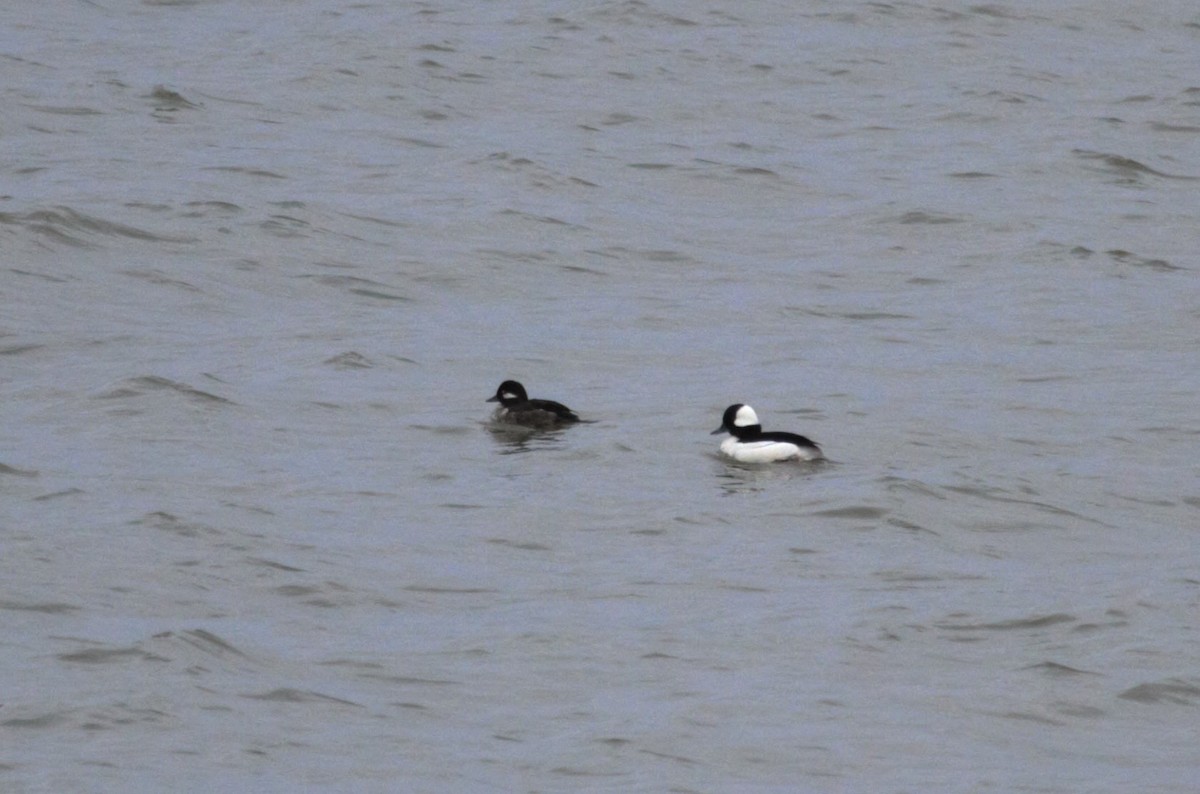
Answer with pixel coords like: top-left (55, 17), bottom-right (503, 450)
top-left (3, 1), bottom-right (1199, 791)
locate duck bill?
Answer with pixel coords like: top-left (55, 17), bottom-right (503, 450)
top-left (710, 425), bottom-right (727, 435)
top-left (486, 395), bottom-right (499, 403)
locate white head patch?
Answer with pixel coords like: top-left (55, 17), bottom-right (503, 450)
top-left (734, 405), bottom-right (760, 427)
top-left (502, 390), bottom-right (519, 401)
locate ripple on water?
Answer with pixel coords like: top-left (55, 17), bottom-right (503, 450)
top-left (1117, 679), bottom-right (1200, 705)
top-left (240, 688), bottom-right (362, 707)
top-left (0, 206), bottom-right (198, 248)
top-left (96, 376), bottom-right (235, 406)
top-left (934, 613), bottom-right (1077, 632)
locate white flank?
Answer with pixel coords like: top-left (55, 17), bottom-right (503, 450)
top-left (721, 437), bottom-right (821, 463)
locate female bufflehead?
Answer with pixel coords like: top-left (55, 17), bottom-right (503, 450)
top-left (712, 403), bottom-right (823, 463)
top-left (487, 380), bottom-right (580, 427)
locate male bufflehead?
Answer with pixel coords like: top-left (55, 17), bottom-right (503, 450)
top-left (712, 404), bottom-right (823, 463)
top-left (487, 380), bottom-right (580, 427)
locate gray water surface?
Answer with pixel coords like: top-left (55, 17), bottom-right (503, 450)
top-left (3, 2), bottom-right (1199, 791)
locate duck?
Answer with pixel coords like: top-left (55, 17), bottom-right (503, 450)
top-left (487, 380), bottom-right (581, 428)
top-left (712, 403), bottom-right (823, 462)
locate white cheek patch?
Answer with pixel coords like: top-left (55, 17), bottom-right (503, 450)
top-left (502, 391), bottom-right (519, 401)
top-left (734, 405), bottom-right (760, 427)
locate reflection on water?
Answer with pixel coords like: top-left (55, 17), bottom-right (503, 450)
top-left (485, 422), bottom-right (571, 455)
top-left (713, 455), bottom-right (829, 495)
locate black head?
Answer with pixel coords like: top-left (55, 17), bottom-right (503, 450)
top-left (712, 403), bottom-right (762, 438)
top-left (487, 380), bottom-right (528, 406)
